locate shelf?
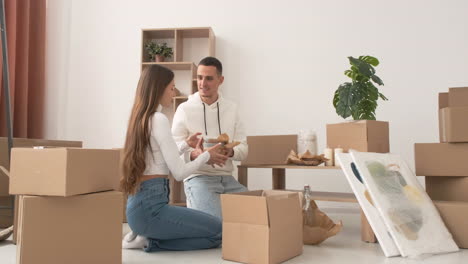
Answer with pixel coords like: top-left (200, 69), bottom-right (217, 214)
top-left (142, 29), bottom-right (175, 39)
top-left (177, 27), bottom-right (213, 38)
top-left (141, 62), bottom-right (196, 71)
top-left (173, 96), bottom-right (188, 100)
top-left (142, 27), bottom-right (213, 38)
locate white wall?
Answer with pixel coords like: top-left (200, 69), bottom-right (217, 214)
top-left (45, 0), bottom-right (468, 195)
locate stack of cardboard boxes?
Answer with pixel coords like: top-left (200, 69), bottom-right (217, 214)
top-left (9, 147), bottom-right (123, 264)
top-left (0, 138), bottom-right (83, 228)
top-left (415, 87), bottom-right (468, 249)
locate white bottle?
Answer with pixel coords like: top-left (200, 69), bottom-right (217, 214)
top-left (303, 184), bottom-right (312, 211)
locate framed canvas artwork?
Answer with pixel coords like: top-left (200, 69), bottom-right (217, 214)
top-left (350, 151), bottom-right (458, 257)
top-left (336, 153), bottom-right (400, 257)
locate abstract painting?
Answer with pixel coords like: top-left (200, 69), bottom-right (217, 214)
top-left (350, 151), bottom-right (458, 257)
top-left (336, 153), bottom-right (400, 257)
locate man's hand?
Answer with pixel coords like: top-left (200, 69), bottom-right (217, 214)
top-left (206, 144), bottom-right (228, 167)
top-left (223, 146), bottom-right (234, 157)
top-left (190, 136), bottom-right (204, 161)
top-left (185, 132), bottom-right (202, 149)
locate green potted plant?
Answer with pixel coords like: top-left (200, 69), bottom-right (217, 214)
top-left (145, 42), bottom-right (174, 62)
top-left (326, 56), bottom-right (390, 160)
top-left (333, 55), bottom-right (387, 120)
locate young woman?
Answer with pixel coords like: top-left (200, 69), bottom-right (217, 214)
top-left (121, 65), bottom-right (227, 252)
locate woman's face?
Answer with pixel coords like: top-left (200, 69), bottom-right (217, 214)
top-left (160, 79), bottom-right (175, 108)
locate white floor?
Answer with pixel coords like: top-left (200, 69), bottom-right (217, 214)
top-left (1, 207), bottom-right (467, 264)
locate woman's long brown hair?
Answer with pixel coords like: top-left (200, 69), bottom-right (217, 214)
top-left (120, 65), bottom-right (174, 195)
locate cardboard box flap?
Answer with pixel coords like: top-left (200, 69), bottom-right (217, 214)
top-left (221, 191), bottom-right (269, 226)
top-left (266, 192), bottom-right (303, 264)
top-left (264, 192), bottom-right (301, 227)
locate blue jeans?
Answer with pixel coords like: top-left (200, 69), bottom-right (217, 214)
top-left (184, 175), bottom-right (248, 219)
top-left (126, 178), bottom-right (222, 252)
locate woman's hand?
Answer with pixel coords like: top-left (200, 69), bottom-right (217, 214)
top-left (206, 143), bottom-right (228, 167)
top-left (186, 132), bottom-right (202, 149)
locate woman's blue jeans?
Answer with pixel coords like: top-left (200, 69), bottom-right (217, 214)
top-left (126, 178), bottom-right (222, 252)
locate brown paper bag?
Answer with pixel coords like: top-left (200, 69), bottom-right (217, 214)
top-left (303, 199), bottom-right (343, 245)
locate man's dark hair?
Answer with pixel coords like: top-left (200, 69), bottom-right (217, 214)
top-left (198, 57), bottom-right (222, 76)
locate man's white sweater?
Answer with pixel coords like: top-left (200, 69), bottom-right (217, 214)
top-left (172, 92), bottom-right (248, 180)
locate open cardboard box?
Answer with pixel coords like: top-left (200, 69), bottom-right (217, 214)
top-left (221, 190), bottom-right (302, 264)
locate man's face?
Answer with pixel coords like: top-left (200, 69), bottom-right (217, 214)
top-left (197, 65), bottom-right (224, 99)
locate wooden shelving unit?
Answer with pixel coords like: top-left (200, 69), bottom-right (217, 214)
top-left (141, 27), bottom-right (215, 98)
top-left (140, 27), bottom-right (215, 205)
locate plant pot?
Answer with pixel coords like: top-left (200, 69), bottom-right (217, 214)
top-left (155, 55), bottom-right (165, 62)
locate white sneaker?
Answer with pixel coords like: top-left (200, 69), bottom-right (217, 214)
top-left (122, 231), bottom-right (149, 249)
top-left (122, 231), bottom-right (137, 242)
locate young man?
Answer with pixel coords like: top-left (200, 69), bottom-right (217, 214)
top-left (172, 57), bottom-right (248, 219)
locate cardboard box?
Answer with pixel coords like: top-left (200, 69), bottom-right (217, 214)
top-left (0, 196), bottom-right (14, 227)
top-left (434, 200), bottom-right (468, 248)
top-left (242, 135), bottom-right (297, 165)
top-left (10, 148), bottom-right (120, 196)
top-left (16, 191), bottom-right (123, 264)
top-left (221, 190), bottom-right (303, 264)
top-left (415, 143), bottom-right (468, 176)
top-left (448, 87), bottom-right (468, 107)
top-left (439, 92), bottom-right (449, 109)
top-left (326, 120), bottom-right (389, 153)
top-left (426, 176), bottom-right (468, 202)
top-left (115, 148), bottom-right (127, 222)
top-left (439, 107), bottom-right (468, 143)
top-left (0, 138), bottom-right (82, 196)
top-left (0, 167), bottom-right (9, 198)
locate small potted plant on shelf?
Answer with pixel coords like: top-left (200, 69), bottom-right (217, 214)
top-left (144, 42), bottom-right (174, 62)
top-left (327, 55), bottom-right (390, 156)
